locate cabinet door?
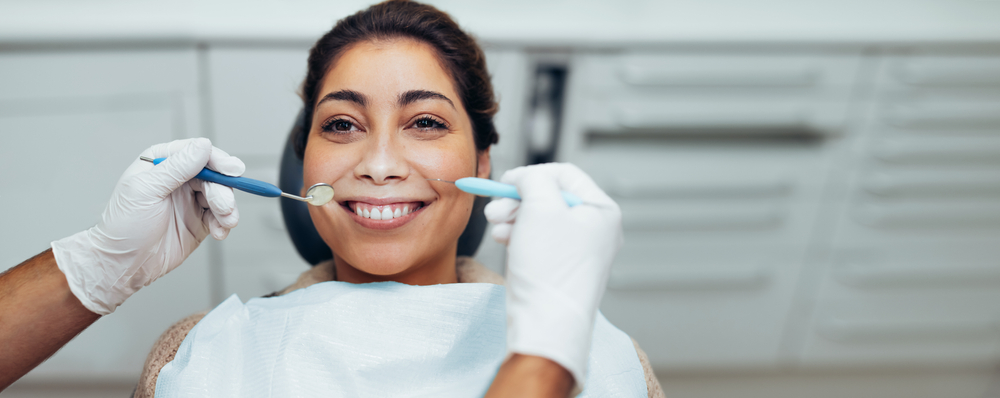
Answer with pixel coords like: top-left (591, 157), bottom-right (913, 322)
top-left (0, 49), bottom-right (211, 382)
top-left (207, 46), bottom-right (314, 299)
top-left (799, 52), bottom-right (1000, 366)
top-left (559, 51), bottom-right (863, 369)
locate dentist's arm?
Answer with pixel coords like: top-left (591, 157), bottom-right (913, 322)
top-left (0, 249), bottom-right (98, 390)
top-left (484, 163), bottom-right (623, 397)
top-left (0, 138), bottom-right (243, 391)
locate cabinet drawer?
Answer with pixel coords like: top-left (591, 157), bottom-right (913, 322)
top-left (602, 241), bottom-right (808, 369)
top-left (801, 290), bottom-right (1000, 365)
top-left (578, 97), bottom-right (849, 136)
top-left (208, 47), bottom-right (310, 157)
top-left (575, 53), bottom-right (861, 97)
top-left (880, 100), bottom-right (1000, 130)
top-left (802, 244), bottom-right (1000, 365)
top-left (885, 54), bottom-right (1000, 90)
top-left (220, 166), bottom-right (311, 299)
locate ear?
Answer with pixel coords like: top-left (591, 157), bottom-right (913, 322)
top-left (476, 147), bottom-right (491, 179)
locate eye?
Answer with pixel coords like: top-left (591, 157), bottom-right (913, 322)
top-left (410, 116), bottom-right (449, 131)
top-left (321, 118), bottom-right (360, 133)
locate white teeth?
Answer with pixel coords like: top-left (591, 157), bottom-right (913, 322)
top-left (354, 203), bottom-right (421, 220)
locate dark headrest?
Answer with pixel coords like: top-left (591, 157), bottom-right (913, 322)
top-left (279, 110), bottom-right (490, 265)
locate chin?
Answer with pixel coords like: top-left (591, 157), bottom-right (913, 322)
top-left (335, 241), bottom-right (426, 276)
top-left (353, 256), bottom-right (413, 276)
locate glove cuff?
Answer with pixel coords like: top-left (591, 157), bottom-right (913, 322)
top-left (51, 230), bottom-right (119, 315)
top-left (505, 288), bottom-right (595, 388)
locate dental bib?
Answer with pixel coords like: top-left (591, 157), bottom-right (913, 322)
top-left (155, 281), bottom-right (646, 397)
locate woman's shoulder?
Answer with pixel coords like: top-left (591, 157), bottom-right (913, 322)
top-left (630, 337), bottom-right (665, 398)
top-left (134, 310), bottom-right (209, 398)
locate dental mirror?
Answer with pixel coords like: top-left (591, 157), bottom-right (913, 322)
top-left (299, 183), bottom-right (335, 206)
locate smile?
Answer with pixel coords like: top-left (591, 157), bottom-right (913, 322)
top-left (341, 199), bottom-right (428, 230)
top-left (349, 201), bottom-right (423, 220)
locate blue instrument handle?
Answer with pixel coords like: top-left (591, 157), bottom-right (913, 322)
top-left (151, 157), bottom-right (282, 198)
top-left (454, 177), bottom-right (583, 207)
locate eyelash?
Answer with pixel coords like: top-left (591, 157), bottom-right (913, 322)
top-left (319, 115), bottom-right (450, 135)
top-left (321, 117), bottom-right (358, 134)
top-left (411, 115), bottom-right (449, 131)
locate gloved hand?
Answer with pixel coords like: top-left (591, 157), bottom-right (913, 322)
top-left (51, 138), bottom-right (244, 315)
top-left (483, 163), bottom-right (622, 387)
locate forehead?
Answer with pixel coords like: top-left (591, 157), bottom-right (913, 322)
top-left (320, 38), bottom-right (460, 106)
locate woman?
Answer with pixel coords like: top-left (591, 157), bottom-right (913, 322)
top-left (136, 1), bottom-right (664, 397)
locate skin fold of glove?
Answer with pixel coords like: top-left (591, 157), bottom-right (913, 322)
top-left (483, 163), bottom-right (623, 388)
top-left (51, 138), bottom-right (244, 315)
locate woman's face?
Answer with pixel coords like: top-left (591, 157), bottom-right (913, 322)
top-left (303, 38), bottom-right (490, 284)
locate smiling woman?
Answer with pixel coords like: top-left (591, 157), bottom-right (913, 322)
top-left (133, 1), bottom-right (662, 397)
top-left (303, 37), bottom-right (490, 285)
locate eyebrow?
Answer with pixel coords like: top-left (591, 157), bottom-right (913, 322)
top-left (315, 89), bottom-right (455, 110)
top-left (317, 89), bottom-right (369, 108)
top-left (398, 89), bottom-right (455, 109)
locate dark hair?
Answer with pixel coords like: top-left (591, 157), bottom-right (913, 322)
top-left (294, 0), bottom-right (499, 159)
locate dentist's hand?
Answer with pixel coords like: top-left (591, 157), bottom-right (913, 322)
top-left (484, 163), bottom-right (622, 387)
top-left (51, 138), bottom-right (244, 315)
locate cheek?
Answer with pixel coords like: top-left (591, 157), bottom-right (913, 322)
top-left (302, 140), bottom-right (360, 190)
top-left (404, 140), bottom-right (477, 180)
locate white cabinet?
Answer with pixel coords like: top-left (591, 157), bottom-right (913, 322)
top-left (799, 51), bottom-right (1000, 366)
top-left (0, 49), bottom-right (212, 382)
top-left (206, 47), bottom-right (314, 299)
top-left (559, 51), bottom-right (865, 369)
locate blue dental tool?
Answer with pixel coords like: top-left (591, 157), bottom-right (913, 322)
top-left (427, 177), bottom-right (583, 207)
top-left (140, 156), bottom-right (335, 206)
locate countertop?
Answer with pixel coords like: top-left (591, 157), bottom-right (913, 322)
top-left (2, 0), bottom-right (1000, 48)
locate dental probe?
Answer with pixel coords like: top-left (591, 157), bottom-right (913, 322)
top-left (139, 156), bottom-right (335, 206)
top-left (426, 177), bottom-right (584, 207)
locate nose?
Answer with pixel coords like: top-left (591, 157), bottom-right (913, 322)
top-left (353, 128), bottom-right (408, 185)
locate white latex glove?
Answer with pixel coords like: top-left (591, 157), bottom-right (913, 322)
top-left (51, 138), bottom-right (244, 315)
top-left (483, 163), bottom-right (622, 387)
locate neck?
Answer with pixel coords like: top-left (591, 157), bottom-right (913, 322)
top-left (332, 248), bottom-right (459, 285)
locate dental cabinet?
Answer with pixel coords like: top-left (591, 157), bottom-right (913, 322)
top-left (4, 0), bottom-right (1000, 393)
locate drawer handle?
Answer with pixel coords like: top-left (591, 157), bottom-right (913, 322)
top-left (614, 107), bottom-right (840, 135)
top-left (884, 105), bottom-right (1000, 128)
top-left (620, 66), bottom-right (820, 87)
top-left (835, 264), bottom-right (1000, 287)
top-left (608, 266), bottom-right (769, 290)
top-left (611, 178), bottom-right (793, 199)
top-left (863, 175), bottom-right (1000, 197)
top-left (854, 205), bottom-right (1000, 228)
top-left (872, 144), bottom-right (1000, 165)
top-left (894, 65), bottom-right (1000, 86)
top-left (622, 207), bottom-right (784, 230)
top-left (819, 318), bottom-right (1000, 342)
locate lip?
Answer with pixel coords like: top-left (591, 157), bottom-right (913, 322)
top-left (339, 197), bottom-right (432, 231)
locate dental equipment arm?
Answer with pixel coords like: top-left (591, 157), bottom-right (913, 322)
top-left (484, 163), bottom-right (623, 395)
top-left (0, 249), bottom-right (99, 391)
